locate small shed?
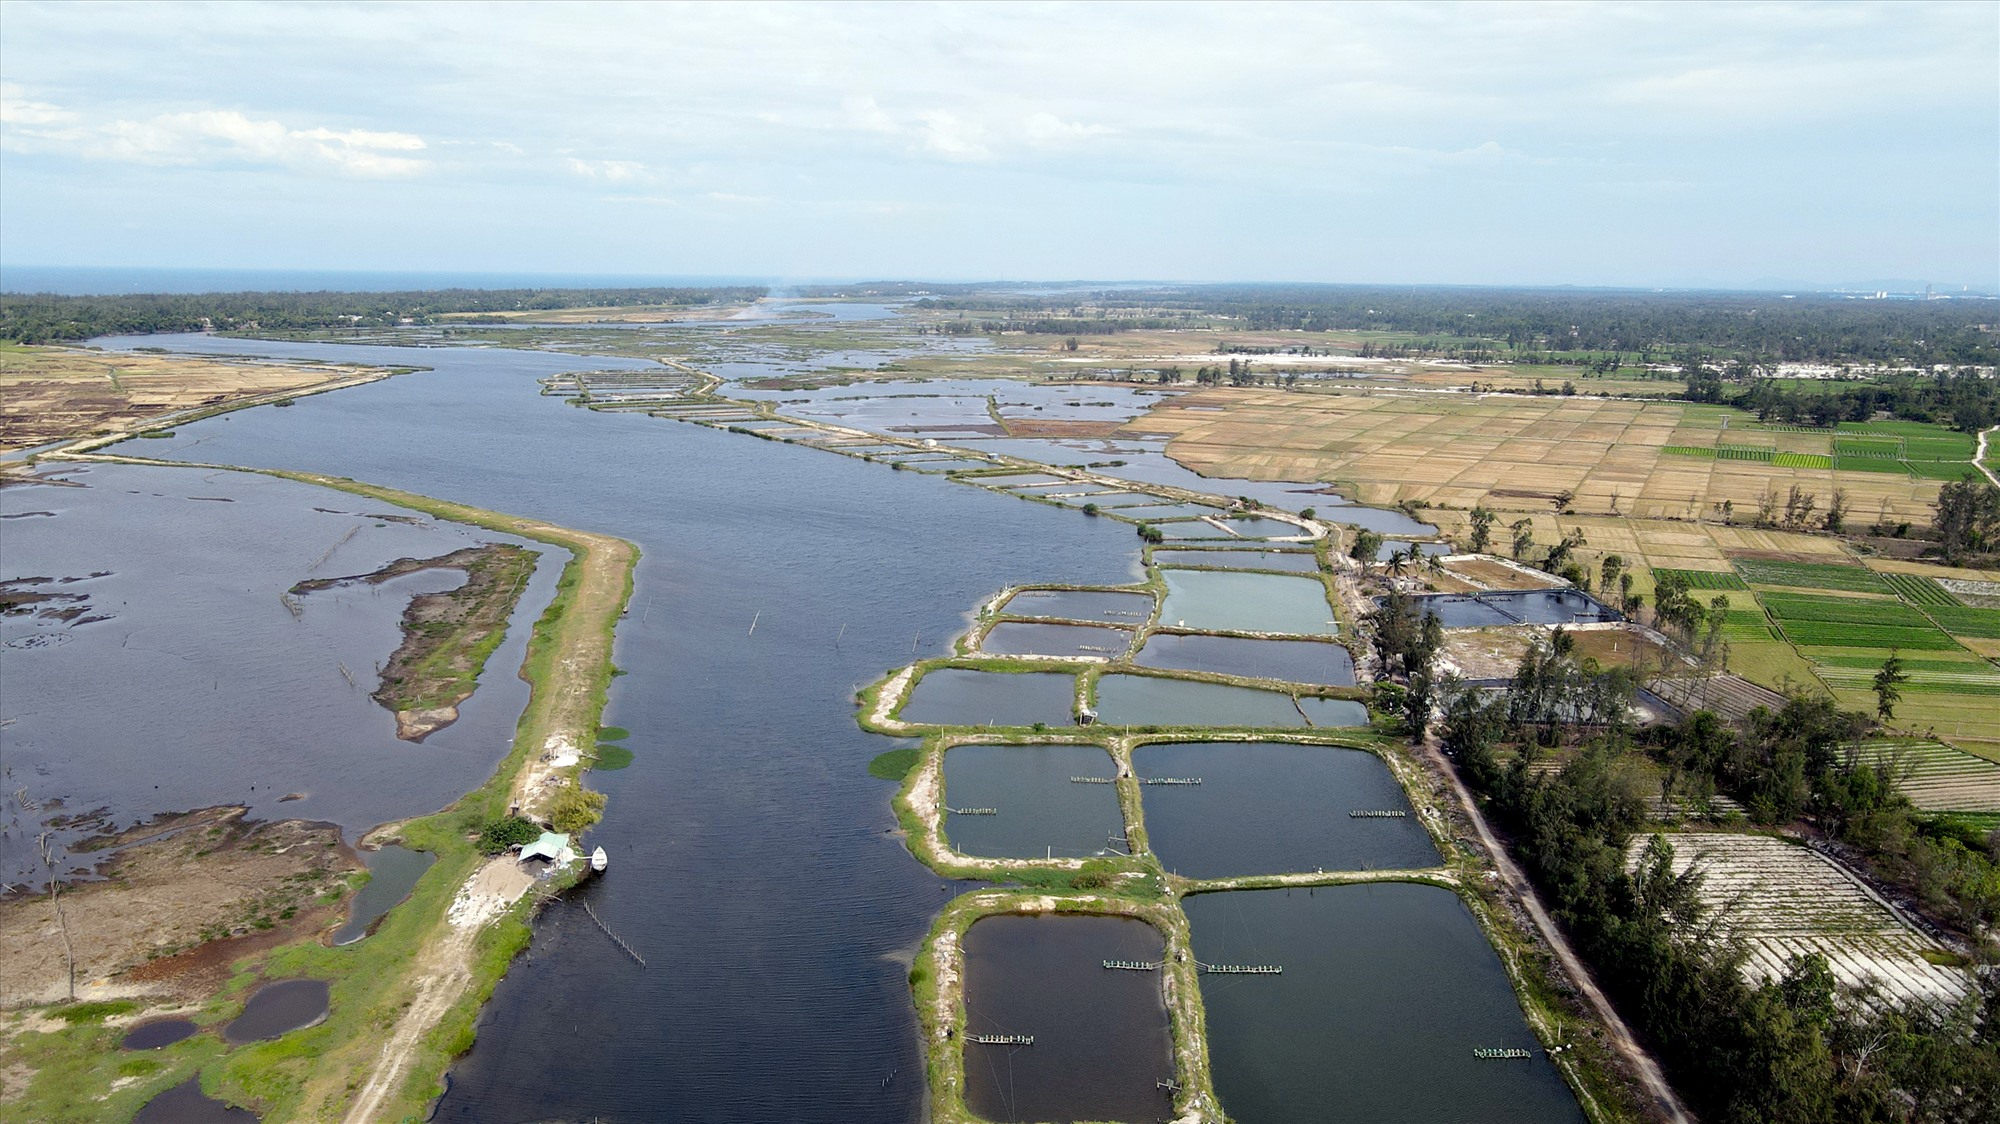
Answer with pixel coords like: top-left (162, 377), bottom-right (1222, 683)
top-left (519, 831), bottom-right (574, 865)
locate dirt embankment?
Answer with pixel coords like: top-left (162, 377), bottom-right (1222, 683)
top-left (0, 807), bottom-right (358, 1008)
top-left (293, 543), bottom-right (537, 740)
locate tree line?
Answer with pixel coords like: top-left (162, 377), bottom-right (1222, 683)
top-left (0, 286), bottom-right (767, 343)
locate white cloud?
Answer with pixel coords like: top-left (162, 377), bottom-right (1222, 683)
top-left (1022, 112), bottom-right (1111, 148)
top-left (565, 157), bottom-right (647, 182)
top-left (1, 87), bottom-right (426, 177)
top-left (914, 110), bottom-right (991, 162)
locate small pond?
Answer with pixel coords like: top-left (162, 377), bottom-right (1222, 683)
top-left (1133, 742), bottom-right (1437, 877)
top-left (1000, 588), bottom-right (1154, 626)
top-left (1093, 675), bottom-right (1367, 728)
top-left (898, 669), bottom-right (1077, 728)
top-left (1159, 570), bottom-right (1334, 636)
top-left (962, 914), bottom-right (1174, 1123)
top-left (1185, 885), bottom-right (1584, 1124)
top-left (978, 621), bottom-right (1130, 660)
top-left (1415, 588), bottom-right (1619, 628)
top-left (222, 979), bottom-right (330, 1045)
top-left (333, 844), bottom-right (436, 945)
top-left (1133, 633), bottom-right (1355, 686)
top-left (1161, 516), bottom-right (1302, 540)
top-left (1149, 548), bottom-right (1321, 574)
top-left (121, 1018), bottom-right (199, 1050)
top-left (941, 743), bottom-right (1125, 860)
top-left (134, 1077), bottom-right (258, 1123)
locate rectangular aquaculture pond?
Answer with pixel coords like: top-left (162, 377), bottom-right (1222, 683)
top-left (1133, 742), bottom-right (1437, 877)
top-left (898, 669), bottom-right (1079, 728)
top-left (941, 743), bottom-right (1126, 860)
top-left (1161, 516), bottom-right (1303, 540)
top-left (1159, 570), bottom-right (1335, 636)
top-left (1149, 548), bottom-right (1322, 574)
top-left (1000, 587), bottom-right (1156, 626)
top-left (1093, 675), bottom-right (1367, 728)
top-left (1414, 588), bottom-right (1619, 628)
top-left (1185, 885), bottom-right (1584, 1124)
top-left (961, 914), bottom-right (1175, 1123)
top-left (1132, 633), bottom-right (1355, 686)
top-left (979, 621), bottom-right (1132, 659)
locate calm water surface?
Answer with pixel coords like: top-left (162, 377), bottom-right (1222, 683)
top-left (1133, 633), bottom-right (1356, 686)
top-left (1186, 885), bottom-right (1584, 1124)
top-left (1158, 570), bottom-right (1336, 636)
top-left (1094, 675), bottom-right (1367, 728)
top-left (114, 331), bottom-right (1144, 1120)
top-left (962, 914), bottom-right (1174, 1123)
top-left (899, 669), bottom-right (1079, 728)
top-left (940, 743), bottom-right (1123, 860)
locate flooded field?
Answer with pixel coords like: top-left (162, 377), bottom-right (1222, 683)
top-left (1094, 675), bottom-right (1367, 728)
top-left (898, 669), bottom-right (1078, 727)
top-left (1158, 569), bottom-right (1335, 636)
top-left (1133, 632), bottom-right (1355, 686)
top-left (1133, 742), bottom-right (1437, 877)
top-left (0, 461), bottom-right (560, 884)
top-left (977, 620), bottom-right (1130, 659)
top-left (940, 743), bottom-right (1124, 859)
top-left (332, 844), bottom-right (435, 945)
top-left (961, 914), bottom-right (1174, 1123)
top-left (1186, 885), bottom-right (1583, 1124)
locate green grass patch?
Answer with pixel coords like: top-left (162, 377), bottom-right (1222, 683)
top-left (48, 1000), bottom-right (139, 1025)
top-left (597, 725), bottom-right (631, 742)
top-left (593, 744), bottom-right (634, 770)
top-left (1902, 460), bottom-right (1982, 481)
top-left (1733, 558), bottom-right (1889, 593)
top-left (1786, 622), bottom-right (1960, 650)
top-left (869, 747), bottom-right (922, 781)
top-left (1653, 567), bottom-right (1748, 591)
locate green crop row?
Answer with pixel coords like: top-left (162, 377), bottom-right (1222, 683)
top-left (1652, 567), bottom-right (1749, 591)
top-left (1781, 621), bottom-right (1959, 650)
top-left (1878, 572), bottom-right (1961, 608)
top-left (1772, 453), bottom-right (1834, 469)
top-left (1661, 445), bottom-right (1716, 459)
top-left (1733, 558), bottom-right (1889, 593)
top-left (1930, 606), bottom-right (2000, 640)
top-left (1761, 593), bottom-right (1934, 629)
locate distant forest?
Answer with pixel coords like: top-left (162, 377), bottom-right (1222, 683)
top-left (0, 286), bottom-right (767, 343)
top-left (917, 285), bottom-right (2000, 367)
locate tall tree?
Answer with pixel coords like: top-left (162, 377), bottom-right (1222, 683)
top-left (1872, 652), bottom-right (1908, 723)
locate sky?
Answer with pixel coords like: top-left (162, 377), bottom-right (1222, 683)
top-left (1, 1), bottom-right (1995, 289)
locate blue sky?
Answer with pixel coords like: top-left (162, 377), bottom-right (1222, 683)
top-left (2, 1), bottom-right (1994, 288)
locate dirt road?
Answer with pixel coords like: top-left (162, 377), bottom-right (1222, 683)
top-left (1420, 736), bottom-right (1693, 1124)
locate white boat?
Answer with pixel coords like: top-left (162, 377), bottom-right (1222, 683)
top-left (590, 846), bottom-right (609, 873)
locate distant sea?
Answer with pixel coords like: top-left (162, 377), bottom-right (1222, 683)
top-left (0, 266), bottom-right (772, 296)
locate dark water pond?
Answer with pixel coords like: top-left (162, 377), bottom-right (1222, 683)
top-left (1185, 885), bottom-right (1584, 1124)
top-left (978, 621), bottom-right (1129, 659)
top-left (121, 1019), bottom-right (199, 1050)
top-left (1133, 633), bottom-right (1356, 686)
top-left (0, 462), bottom-right (560, 885)
top-left (222, 979), bottom-right (329, 1044)
top-left (1415, 588), bottom-right (1619, 628)
top-left (999, 587), bottom-right (1153, 625)
top-left (110, 330), bottom-right (1146, 1120)
top-left (940, 744), bottom-right (1124, 860)
top-left (1133, 742), bottom-right (1437, 877)
top-left (962, 914), bottom-right (1173, 1123)
top-left (133, 1077), bottom-right (258, 1123)
top-left (1094, 675), bottom-right (1367, 728)
top-left (333, 845), bottom-right (435, 946)
top-left (1159, 570), bottom-right (1335, 636)
top-left (899, 669), bottom-right (1078, 728)
top-left (1149, 548), bottom-right (1321, 574)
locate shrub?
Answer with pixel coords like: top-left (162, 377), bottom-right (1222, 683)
top-left (476, 816), bottom-right (541, 854)
top-left (549, 786), bottom-right (608, 833)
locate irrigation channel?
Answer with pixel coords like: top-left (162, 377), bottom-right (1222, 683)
top-left (34, 310), bottom-right (1581, 1121)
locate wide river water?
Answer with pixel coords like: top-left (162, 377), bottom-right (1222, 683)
top-left (55, 324), bottom-right (1566, 1121)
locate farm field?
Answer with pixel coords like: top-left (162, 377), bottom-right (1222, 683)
top-left (1132, 388), bottom-right (1956, 522)
top-left (0, 341), bottom-right (392, 453)
top-left (1629, 833), bottom-right (1969, 1010)
top-left (1853, 741), bottom-right (2000, 814)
